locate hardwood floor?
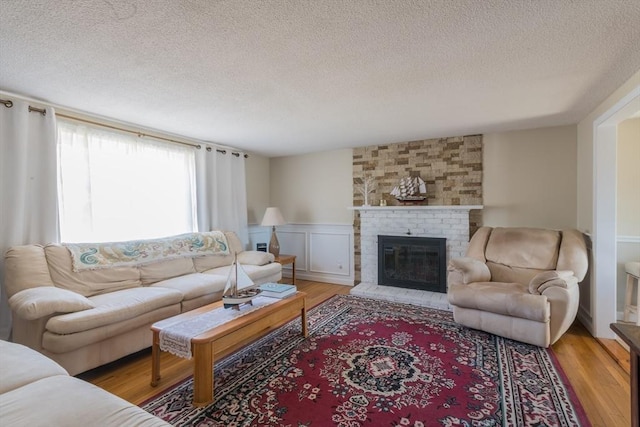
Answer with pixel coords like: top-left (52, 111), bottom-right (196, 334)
top-left (80, 280), bottom-right (631, 426)
top-left (553, 322), bottom-right (631, 426)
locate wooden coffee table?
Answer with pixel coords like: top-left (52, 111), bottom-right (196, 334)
top-left (151, 292), bottom-right (307, 406)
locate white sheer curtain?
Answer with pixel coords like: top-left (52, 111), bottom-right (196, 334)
top-left (57, 120), bottom-right (197, 242)
top-left (196, 146), bottom-right (249, 247)
top-left (0, 100), bottom-right (59, 340)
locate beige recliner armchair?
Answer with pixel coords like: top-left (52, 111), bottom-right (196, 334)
top-left (447, 227), bottom-right (588, 347)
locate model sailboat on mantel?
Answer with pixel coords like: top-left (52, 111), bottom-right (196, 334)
top-left (222, 253), bottom-right (262, 310)
top-left (390, 173), bottom-right (427, 203)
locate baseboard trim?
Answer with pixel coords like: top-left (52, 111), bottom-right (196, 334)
top-left (576, 307), bottom-right (594, 336)
top-left (283, 271), bottom-right (354, 287)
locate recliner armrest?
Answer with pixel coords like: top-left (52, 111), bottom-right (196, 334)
top-left (447, 257), bottom-right (491, 284)
top-left (529, 270), bottom-right (578, 295)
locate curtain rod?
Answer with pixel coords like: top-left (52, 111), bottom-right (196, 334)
top-left (2, 98), bottom-right (46, 116)
top-left (1, 97), bottom-right (248, 158)
top-left (56, 112), bottom-right (202, 150)
top-left (57, 113), bottom-right (248, 157)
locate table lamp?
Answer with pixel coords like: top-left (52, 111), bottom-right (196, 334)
top-left (261, 207), bottom-right (286, 257)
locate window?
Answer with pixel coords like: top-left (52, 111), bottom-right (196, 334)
top-left (57, 120), bottom-right (197, 243)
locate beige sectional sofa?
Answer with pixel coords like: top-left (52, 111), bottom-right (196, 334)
top-left (4, 231), bottom-right (281, 375)
top-left (0, 339), bottom-right (169, 426)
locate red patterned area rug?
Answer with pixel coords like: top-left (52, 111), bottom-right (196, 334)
top-left (142, 295), bottom-right (590, 426)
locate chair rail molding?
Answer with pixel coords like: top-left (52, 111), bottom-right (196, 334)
top-left (618, 235), bottom-right (640, 243)
top-left (248, 223), bottom-right (354, 286)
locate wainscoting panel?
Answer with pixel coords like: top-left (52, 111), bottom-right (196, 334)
top-left (248, 229), bottom-right (270, 252)
top-left (309, 232), bottom-right (351, 276)
top-left (278, 230), bottom-right (307, 273)
top-left (248, 224), bottom-right (354, 286)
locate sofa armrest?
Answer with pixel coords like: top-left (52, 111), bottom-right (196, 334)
top-left (8, 287), bottom-right (95, 321)
top-left (237, 251), bottom-right (275, 266)
top-left (529, 270), bottom-right (578, 295)
top-left (447, 257), bottom-right (491, 285)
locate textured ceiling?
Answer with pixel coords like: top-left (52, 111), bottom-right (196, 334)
top-left (1, 0), bottom-right (639, 157)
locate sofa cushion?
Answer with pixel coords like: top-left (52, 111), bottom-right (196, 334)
top-left (193, 231), bottom-right (243, 272)
top-left (448, 282), bottom-right (550, 322)
top-left (224, 231), bottom-right (244, 253)
top-left (204, 262), bottom-right (282, 283)
top-left (44, 244), bottom-right (141, 297)
top-left (238, 250), bottom-right (275, 266)
top-left (485, 228), bottom-right (561, 271)
top-left (193, 253), bottom-right (234, 272)
top-left (0, 375), bottom-right (169, 427)
top-left (9, 287), bottom-right (95, 320)
top-left (150, 273), bottom-right (226, 300)
top-left (139, 257), bottom-right (196, 285)
top-left (0, 341), bottom-right (68, 394)
top-left (45, 287), bottom-right (183, 335)
top-left (3, 245), bottom-right (56, 297)
top-left (42, 305), bottom-right (180, 354)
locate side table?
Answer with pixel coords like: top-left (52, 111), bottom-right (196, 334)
top-left (611, 322), bottom-right (640, 427)
top-left (274, 254), bottom-right (296, 285)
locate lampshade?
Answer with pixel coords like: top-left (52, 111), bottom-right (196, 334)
top-left (261, 207), bottom-right (286, 226)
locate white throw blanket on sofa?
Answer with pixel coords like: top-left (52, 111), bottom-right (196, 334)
top-left (64, 231), bottom-right (229, 271)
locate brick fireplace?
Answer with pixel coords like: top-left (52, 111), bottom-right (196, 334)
top-left (350, 134), bottom-right (484, 309)
top-left (352, 134), bottom-right (483, 283)
top-left (350, 205), bottom-right (481, 310)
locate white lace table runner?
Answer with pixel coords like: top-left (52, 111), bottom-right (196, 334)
top-left (158, 296), bottom-right (280, 359)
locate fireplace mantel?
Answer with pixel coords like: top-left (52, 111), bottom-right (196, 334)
top-left (349, 205), bottom-right (483, 212)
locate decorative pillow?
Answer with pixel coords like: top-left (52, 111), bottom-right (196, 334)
top-left (237, 251), bottom-right (275, 266)
top-left (8, 287), bottom-right (95, 320)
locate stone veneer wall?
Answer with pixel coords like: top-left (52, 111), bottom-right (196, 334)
top-left (352, 135), bottom-right (483, 282)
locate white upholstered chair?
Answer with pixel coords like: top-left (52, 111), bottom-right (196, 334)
top-left (447, 227), bottom-right (588, 347)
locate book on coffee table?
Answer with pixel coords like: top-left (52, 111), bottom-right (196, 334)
top-left (259, 283), bottom-right (297, 299)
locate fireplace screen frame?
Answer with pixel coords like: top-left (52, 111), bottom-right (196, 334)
top-left (377, 235), bottom-right (447, 293)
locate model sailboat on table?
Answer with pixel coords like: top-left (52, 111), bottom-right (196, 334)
top-left (222, 253), bottom-right (262, 310)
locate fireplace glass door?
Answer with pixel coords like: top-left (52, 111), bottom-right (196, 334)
top-left (378, 235), bottom-right (446, 293)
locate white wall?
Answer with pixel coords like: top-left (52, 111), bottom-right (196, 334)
top-left (616, 117), bottom-right (640, 312)
top-left (261, 131), bottom-right (582, 230)
top-left (576, 68), bottom-right (640, 336)
top-left (246, 130), bottom-right (588, 286)
top-left (245, 148), bottom-right (355, 285)
top-left (483, 125), bottom-right (577, 229)
top-left (269, 149), bottom-right (353, 225)
top-left (577, 69), bottom-right (640, 234)
top-left (617, 118), bottom-right (640, 236)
